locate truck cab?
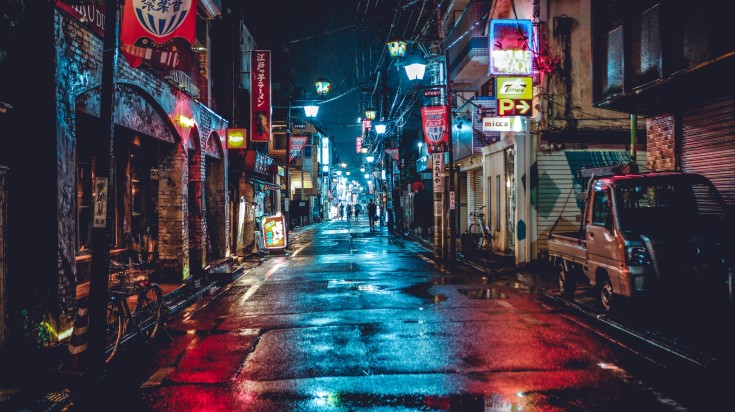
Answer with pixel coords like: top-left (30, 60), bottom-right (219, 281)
top-left (549, 164), bottom-right (734, 311)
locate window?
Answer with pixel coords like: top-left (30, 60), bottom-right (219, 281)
top-left (592, 189), bottom-right (612, 227)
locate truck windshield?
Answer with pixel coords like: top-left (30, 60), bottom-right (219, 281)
top-left (615, 176), bottom-right (728, 235)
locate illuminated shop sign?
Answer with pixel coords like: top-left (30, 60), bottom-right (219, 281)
top-left (489, 19), bottom-right (533, 75)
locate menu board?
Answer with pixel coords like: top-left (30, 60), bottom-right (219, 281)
top-left (262, 215), bottom-right (287, 249)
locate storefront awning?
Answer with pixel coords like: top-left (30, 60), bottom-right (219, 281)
top-left (247, 177), bottom-right (281, 191)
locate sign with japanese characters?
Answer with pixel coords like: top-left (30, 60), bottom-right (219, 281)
top-left (93, 177), bottom-right (108, 228)
top-left (250, 50), bottom-right (272, 142)
top-left (262, 215), bottom-right (287, 249)
top-left (120, 0), bottom-right (198, 69)
top-left (421, 106), bottom-right (449, 153)
top-left (289, 135), bottom-right (308, 163)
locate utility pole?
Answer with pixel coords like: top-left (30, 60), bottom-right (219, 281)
top-left (446, 49), bottom-right (455, 262)
top-left (87, 0), bottom-right (119, 378)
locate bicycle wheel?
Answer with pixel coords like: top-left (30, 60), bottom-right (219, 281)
top-left (105, 300), bottom-right (124, 364)
top-left (467, 223), bottom-right (483, 249)
top-left (134, 283), bottom-right (163, 340)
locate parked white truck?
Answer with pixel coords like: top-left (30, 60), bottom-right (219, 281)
top-left (548, 163), bottom-right (734, 311)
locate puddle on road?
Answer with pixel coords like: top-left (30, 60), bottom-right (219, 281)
top-left (458, 288), bottom-right (508, 299)
top-left (433, 276), bottom-right (490, 286)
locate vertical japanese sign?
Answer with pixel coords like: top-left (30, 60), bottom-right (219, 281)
top-left (421, 106), bottom-right (449, 153)
top-left (251, 50), bottom-right (272, 142)
top-left (356, 137), bottom-right (363, 153)
top-left (432, 153), bottom-right (445, 217)
top-left (262, 215), bottom-right (287, 249)
top-left (93, 177), bottom-right (108, 228)
top-left (489, 19), bottom-right (533, 76)
top-left (120, 0), bottom-right (198, 69)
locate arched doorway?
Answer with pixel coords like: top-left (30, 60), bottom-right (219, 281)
top-left (204, 132), bottom-right (226, 260)
top-left (187, 127), bottom-right (204, 279)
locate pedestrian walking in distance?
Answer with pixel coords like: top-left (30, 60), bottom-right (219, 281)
top-left (346, 204), bottom-right (353, 221)
top-left (339, 203), bottom-right (344, 220)
top-left (367, 199), bottom-right (377, 231)
top-left (354, 202), bottom-right (362, 221)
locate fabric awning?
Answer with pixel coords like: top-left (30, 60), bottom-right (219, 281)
top-left (247, 177), bottom-right (281, 191)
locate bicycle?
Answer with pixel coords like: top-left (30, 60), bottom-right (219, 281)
top-left (105, 261), bottom-right (164, 363)
top-left (466, 205), bottom-right (493, 254)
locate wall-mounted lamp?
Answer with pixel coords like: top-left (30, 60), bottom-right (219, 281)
top-left (176, 114), bottom-right (196, 128)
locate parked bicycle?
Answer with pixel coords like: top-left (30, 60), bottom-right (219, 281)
top-left (105, 261), bottom-right (163, 363)
top-left (466, 205), bottom-right (493, 254)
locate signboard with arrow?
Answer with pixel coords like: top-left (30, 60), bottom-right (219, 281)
top-left (496, 76), bottom-right (533, 117)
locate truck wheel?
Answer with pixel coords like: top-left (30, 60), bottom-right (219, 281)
top-left (557, 263), bottom-right (576, 299)
top-left (599, 278), bottom-right (614, 312)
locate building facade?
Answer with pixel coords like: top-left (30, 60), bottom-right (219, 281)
top-left (0, 1), bottom-right (230, 355)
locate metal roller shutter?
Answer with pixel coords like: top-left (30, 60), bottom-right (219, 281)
top-left (472, 169), bottom-right (483, 216)
top-left (681, 96), bottom-right (735, 207)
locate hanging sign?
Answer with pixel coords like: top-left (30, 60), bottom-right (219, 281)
top-left (482, 116), bottom-right (524, 132)
top-left (289, 135), bottom-right (308, 163)
top-left (250, 50), bottom-right (272, 142)
top-left (496, 77), bottom-right (533, 117)
top-left (356, 137), bottom-right (363, 153)
top-left (489, 19), bottom-right (533, 75)
top-left (93, 177), bottom-right (108, 228)
top-left (262, 215), bottom-right (287, 249)
top-left (120, 0), bottom-right (197, 69)
top-left (226, 128), bottom-right (247, 149)
top-left (385, 148), bottom-right (400, 162)
top-left (421, 106), bottom-right (449, 154)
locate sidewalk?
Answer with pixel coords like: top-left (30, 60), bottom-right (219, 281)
top-left (0, 253), bottom-right (268, 412)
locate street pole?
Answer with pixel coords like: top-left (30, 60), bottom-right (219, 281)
top-left (285, 103), bottom-right (291, 243)
top-left (446, 51), bottom-right (455, 261)
top-left (87, 0), bottom-right (119, 378)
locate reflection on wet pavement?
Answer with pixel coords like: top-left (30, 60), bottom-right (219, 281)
top-left (458, 288), bottom-right (508, 299)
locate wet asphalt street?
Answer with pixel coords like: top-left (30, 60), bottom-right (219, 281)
top-left (62, 218), bottom-right (731, 411)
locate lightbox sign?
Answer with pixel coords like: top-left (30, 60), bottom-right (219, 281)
top-left (495, 77), bottom-right (533, 116)
top-left (489, 19), bottom-right (533, 75)
top-left (226, 128), bottom-right (247, 149)
top-left (482, 117), bottom-right (524, 132)
top-left (262, 215), bottom-right (287, 249)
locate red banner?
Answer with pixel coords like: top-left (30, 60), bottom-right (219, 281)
top-left (421, 106), bottom-right (449, 153)
top-left (289, 135), bottom-right (308, 164)
top-left (251, 50), bottom-right (272, 142)
top-left (356, 137), bottom-right (363, 153)
top-left (120, 0), bottom-right (197, 68)
top-left (385, 148), bottom-right (400, 162)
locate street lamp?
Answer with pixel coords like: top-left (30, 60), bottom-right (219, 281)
top-left (315, 78), bottom-right (331, 96)
top-left (404, 62), bottom-right (426, 81)
top-left (366, 155), bottom-right (374, 163)
top-left (364, 107), bottom-right (377, 120)
top-left (340, 162), bottom-right (347, 169)
top-left (374, 122), bottom-right (387, 135)
top-left (386, 40), bottom-right (407, 58)
top-left (304, 104), bottom-right (319, 118)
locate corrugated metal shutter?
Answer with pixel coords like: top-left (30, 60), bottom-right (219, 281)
top-left (472, 169), bottom-right (483, 215)
top-left (681, 96), bottom-right (735, 207)
top-left (536, 149), bottom-right (647, 254)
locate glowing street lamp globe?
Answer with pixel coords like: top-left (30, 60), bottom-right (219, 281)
top-left (374, 122), bottom-right (387, 135)
top-left (386, 40), bottom-right (407, 58)
top-left (315, 78), bottom-right (331, 96)
top-left (366, 155), bottom-right (375, 163)
top-left (364, 107), bottom-right (377, 120)
top-left (404, 62), bottom-right (426, 81)
top-left (304, 105), bottom-right (319, 118)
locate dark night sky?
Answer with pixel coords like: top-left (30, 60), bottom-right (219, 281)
top-left (242, 0), bottom-right (410, 169)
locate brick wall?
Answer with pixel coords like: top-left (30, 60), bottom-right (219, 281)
top-left (53, 9), bottom-right (228, 309)
top-left (645, 114), bottom-right (677, 171)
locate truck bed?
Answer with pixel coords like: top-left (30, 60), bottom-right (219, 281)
top-left (548, 231), bottom-right (587, 264)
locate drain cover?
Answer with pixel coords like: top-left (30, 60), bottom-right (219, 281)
top-left (458, 288), bottom-right (508, 299)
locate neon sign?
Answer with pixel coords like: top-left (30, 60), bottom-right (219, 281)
top-left (489, 19), bottom-right (533, 75)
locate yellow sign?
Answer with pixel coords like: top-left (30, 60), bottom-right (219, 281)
top-left (496, 77), bottom-right (533, 117)
top-left (496, 77), bottom-right (533, 99)
top-left (262, 215), bottom-right (287, 249)
top-left (227, 128), bottom-right (247, 150)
